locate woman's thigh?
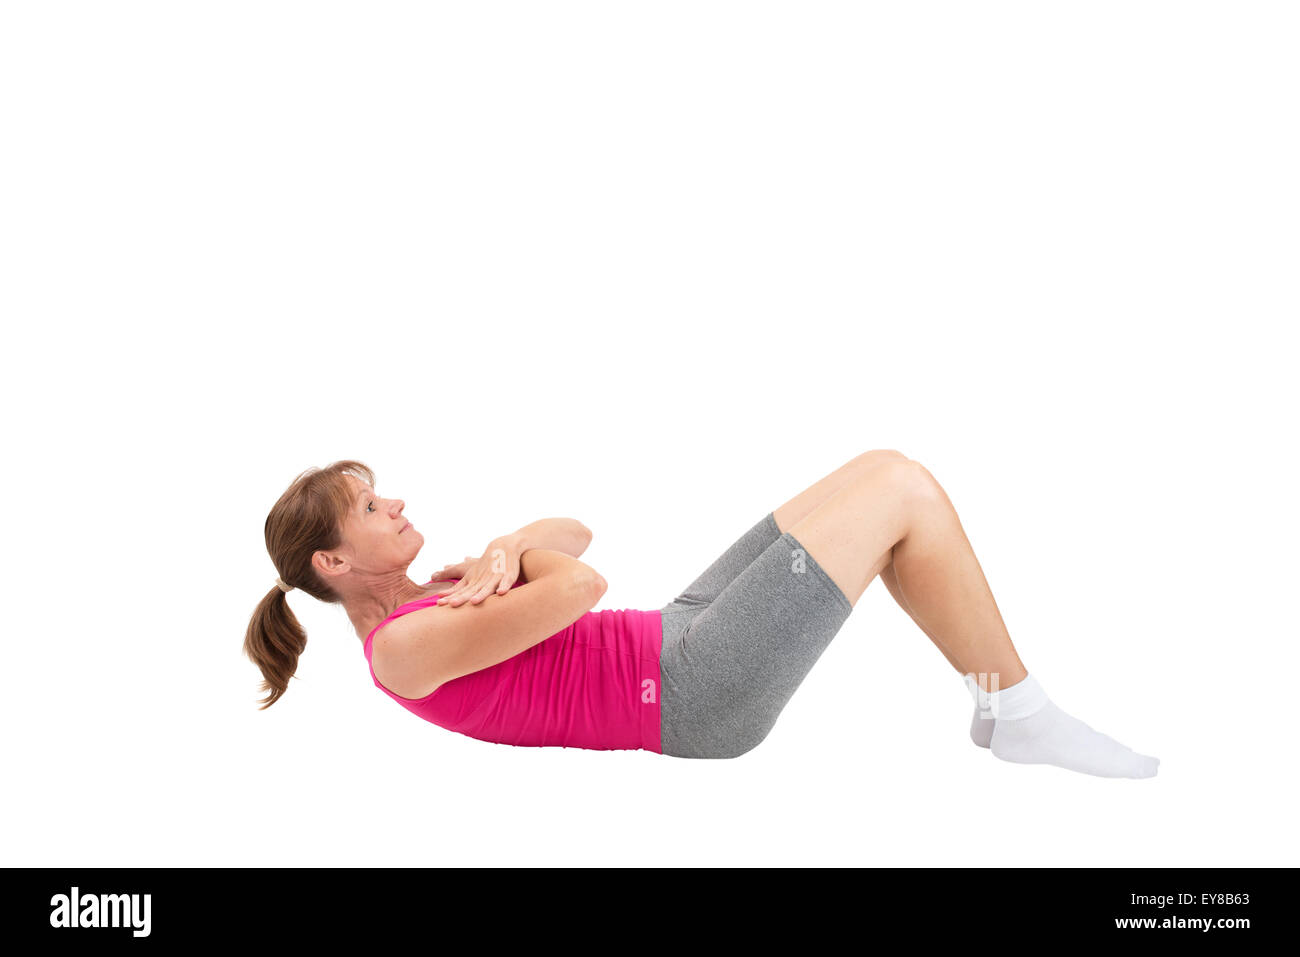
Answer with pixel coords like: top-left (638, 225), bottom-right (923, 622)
top-left (659, 527), bottom-right (854, 759)
top-left (772, 448), bottom-right (909, 534)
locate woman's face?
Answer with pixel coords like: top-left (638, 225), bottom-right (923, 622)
top-left (332, 473), bottom-right (425, 575)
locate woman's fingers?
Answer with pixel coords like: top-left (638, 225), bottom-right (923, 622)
top-left (436, 581), bottom-right (469, 605)
top-left (438, 573), bottom-right (491, 606)
top-left (466, 575), bottom-right (501, 604)
top-left (445, 574), bottom-right (503, 605)
top-left (435, 569), bottom-right (515, 606)
top-left (431, 562), bottom-right (466, 583)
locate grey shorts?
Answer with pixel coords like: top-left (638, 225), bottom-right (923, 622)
top-left (657, 512), bottom-right (855, 758)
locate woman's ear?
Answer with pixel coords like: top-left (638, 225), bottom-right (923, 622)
top-left (312, 549), bottom-right (350, 580)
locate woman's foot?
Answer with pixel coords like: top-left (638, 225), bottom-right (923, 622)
top-left (990, 699), bottom-right (1160, 778)
top-left (967, 672), bottom-right (1159, 778)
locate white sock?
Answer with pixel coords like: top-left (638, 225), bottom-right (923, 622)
top-left (962, 674), bottom-right (996, 748)
top-left (973, 673), bottom-right (1159, 778)
top-left (970, 704), bottom-right (996, 748)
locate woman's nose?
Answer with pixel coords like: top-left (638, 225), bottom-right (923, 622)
top-left (391, 499), bottom-right (405, 515)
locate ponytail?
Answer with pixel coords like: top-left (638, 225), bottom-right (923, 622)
top-left (243, 583), bottom-right (309, 709)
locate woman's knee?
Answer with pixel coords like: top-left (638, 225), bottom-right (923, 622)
top-left (848, 449), bottom-right (910, 475)
top-left (902, 459), bottom-right (949, 506)
top-left (858, 456), bottom-right (943, 506)
top-left (849, 452), bottom-right (942, 500)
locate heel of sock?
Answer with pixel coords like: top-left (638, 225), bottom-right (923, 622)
top-left (969, 706), bottom-right (995, 748)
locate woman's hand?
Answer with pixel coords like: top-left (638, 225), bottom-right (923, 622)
top-left (434, 534), bottom-right (523, 607)
top-left (427, 556), bottom-right (474, 584)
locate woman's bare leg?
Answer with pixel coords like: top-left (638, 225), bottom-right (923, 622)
top-left (877, 565), bottom-right (954, 663)
top-left (770, 448), bottom-right (909, 530)
top-left (772, 449), bottom-right (965, 672)
top-left (774, 454), bottom-right (1158, 777)
top-left (779, 458), bottom-right (1028, 685)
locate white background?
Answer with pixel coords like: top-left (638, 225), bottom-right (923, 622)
top-left (2, 1), bottom-right (1295, 867)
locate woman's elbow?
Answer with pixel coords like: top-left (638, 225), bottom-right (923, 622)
top-left (569, 520), bottom-right (594, 558)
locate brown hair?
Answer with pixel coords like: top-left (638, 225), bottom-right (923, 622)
top-left (243, 459), bottom-right (375, 709)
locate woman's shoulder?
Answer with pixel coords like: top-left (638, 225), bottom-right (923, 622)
top-left (369, 610), bottom-right (449, 700)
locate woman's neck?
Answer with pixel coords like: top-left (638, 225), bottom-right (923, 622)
top-left (348, 577), bottom-right (444, 641)
top-left (351, 579), bottom-right (462, 639)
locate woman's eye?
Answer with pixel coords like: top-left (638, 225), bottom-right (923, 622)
top-left (366, 501), bottom-right (375, 513)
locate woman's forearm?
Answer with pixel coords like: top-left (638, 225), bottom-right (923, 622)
top-left (517, 547), bottom-right (601, 587)
top-left (510, 518), bottom-right (592, 559)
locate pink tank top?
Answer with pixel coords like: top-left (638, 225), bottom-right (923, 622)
top-left (362, 578), bottom-right (663, 753)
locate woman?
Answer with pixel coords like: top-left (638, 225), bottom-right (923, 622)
top-left (244, 452), bottom-right (1159, 778)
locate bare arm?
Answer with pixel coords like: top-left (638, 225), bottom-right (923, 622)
top-left (507, 519), bottom-right (592, 583)
top-left (511, 518), bottom-right (592, 561)
top-left (374, 548), bottom-right (607, 697)
top-left (428, 518), bottom-right (592, 592)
